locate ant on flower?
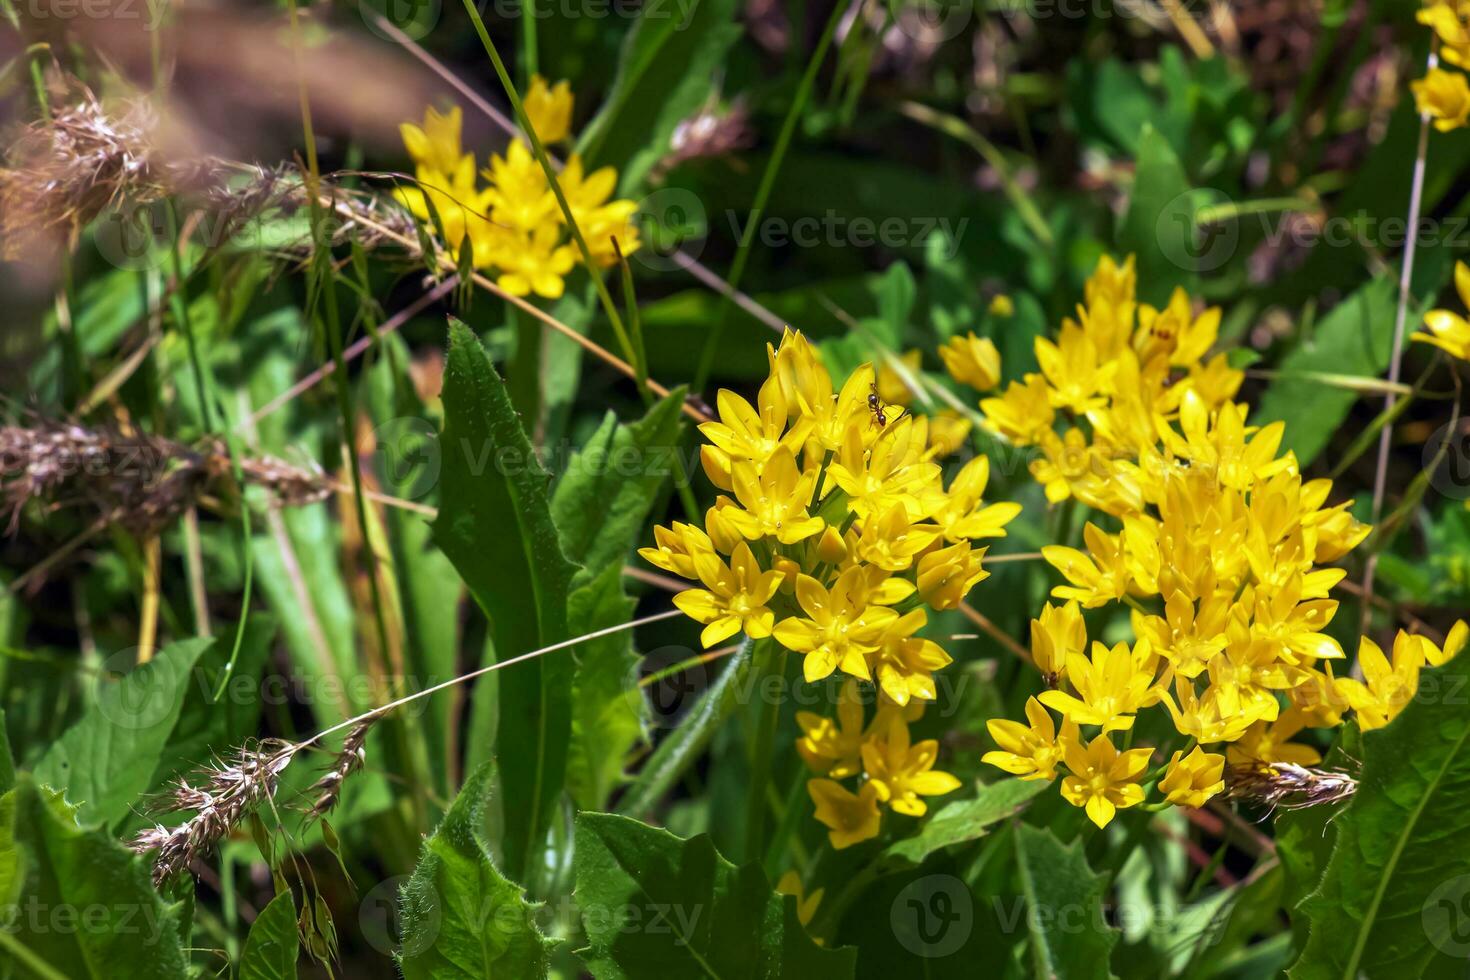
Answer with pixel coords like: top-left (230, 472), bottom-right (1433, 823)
top-left (868, 383), bottom-right (906, 429)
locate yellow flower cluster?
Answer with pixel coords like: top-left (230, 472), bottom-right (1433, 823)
top-left (640, 329), bottom-right (1019, 847)
top-left (396, 76), bottom-right (640, 299)
top-left (1415, 2), bottom-right (1470, 131)
top-left (1415, 260), bottom-right (1470, 361)
top-left (965, 254), bottom-right (1449, 828)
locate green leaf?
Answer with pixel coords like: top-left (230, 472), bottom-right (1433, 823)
top-left (565, 564), bottom-right (645, 811)
top-left (617, 637), bottom-right (755, 818)
top-left (551, 389), bottom-right (686, 585)
top-left (0, 708), bottom-right (14, 795)
top-left (1013, 824), bottom-right (1118, 980)
top-left (1252, 276), bottom-right (1398, 465)
top-left (397, 762), bottom-right (554, 979)
top-left (1117, 126), bottom-right (1197, 305)
top-left (884, 779), bottom-right (1048, 867)
top-left (1289, 651), bottom-right (1470, 979)
top-left (240, 891), bottom-right (300, 980)
top-left (574, 812), bottom-right (854, 978)
top-left (576, 0), bottom-right (743, 192)
top-left (34, 638), bottom-right (213, 829)
top-left (0, 774), bottom-right (190, 979)
top-left (431, 319), bottom-right (579, 882)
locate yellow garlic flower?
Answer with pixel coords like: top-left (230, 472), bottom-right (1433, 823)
top-left (1413, 67), bottom-right (1470, 132)
top-left (646, 329), bottom-right (1018, 847)
top-left (938, 333), bottom-right (1001, 391)
top-left (1334, 625), bottom-right (1468, 731)
top-left (1414, 260), bottom-right (1470, 360)
top-left (1420, 1), bottom-right (1470, 70)
top-left (978, 254), bottom-right (1402, 828)
top-left (396, 76), bottom-right (641, 300)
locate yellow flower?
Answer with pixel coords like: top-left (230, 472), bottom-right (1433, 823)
top-left (773, 567), bottom-right (899, 682)
top-left (1131, 590), bottom-right (1229, 680)
top-left (1159, 747), bottom-right (1225, 809)
top-left (938, 333), bottom-right (1001, 391)
top-left (987, 294), bottom-right (1015, 318)
top-left (776, 872), bottom-right (824, 929)
top-left (1134, 287), bottom-right (1220, 368)
top-left (1039, 639), bottom-right (1158, 733)
top-left (795, 678), bottom-right (866, 777)
top-left (1036, 322), bottom-right (1109, 414)
top-left (637, 521), bottom-right (713, 578)
top-left (927, 456), bottom-right (1021, 543)
top-left (853, 504), bottom-right (940, 571)
top-left (1334, 631), bottom-right (1430, 731)
top-left (486, 222), bottom-right (577, 298)
top-left (560, 154), bottom-right (639, 264)
top-left (671, 542), bottom-right (784, 648)
top-left (1043, 523), bottom-right (1134, 608)
top-left (401, 105), bottom-right (466, 175)
top-left (979, 373), bottom-right (1055, 445)
top-left (1414, 261), bottom-right (1470, 360)
top-left (1226, 708), bottom-right (1323, 767)
top-left (483, 138), bottom-right (558, 232)
top-left (723, 447), bottom-right (825, 545)
top-left (825, 416), bottom-right (939, 521)
top-left (860, 715), bottom-right (962, 817)
top-left (1419, 1), bottom-right (1470, 69)
top-left (1059, 731), bottom-right (1152, 829)
top-left (700, 377), bottom-right (808, 475)
top-left (983, 696), bottom-right (1071, 781)
top-left (1426, 620), bottom-right (1469, 667)
top-left (875, 349), bottom-right (923, 406)
top-left (872, 609), bottom-right (952, 706)
top-left (915, 541), bottom-right (989, 611)
top-left (925, 409), bottom-right (973, 458)
top-left (1162, 675), bottom-right (1267, 743)
top-left (808, 778), bottom-right (882, 849)
top-left (1030, 600), bottom-right (1086, 681)
top-left (524, 73), bottom-right (573, 143)
top-left (1415, 67), bottom-right (1470, 132)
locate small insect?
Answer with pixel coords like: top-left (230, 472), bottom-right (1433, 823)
top-left (868, 383), bottom-right (906, 429)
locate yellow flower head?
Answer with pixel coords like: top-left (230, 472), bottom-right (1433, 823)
top-left (1159, 747), bottom-right (1225, 809)
top-left (401, 105), bottom-right (466, 175)
top-left (983, 696), bottom-right (1073, 781)
top-left (672, 542), bottom-right (784, 648)
top-left (1415, 261), bottom-right (1470, 361)
top-left (1038, 638), bottom-right (1159, 733)
top-left (524, 73), bottom-right (574, 144)
top-left (860, 714), bottom-right (962, 817)
top-left (1059, 731), bottom-right (1152, 828)
top-left (938, 333), bottom-right (1001, 391)
top-left (808, 778), bottom-right (882, 849)
top-left (1414, 67), bottom-right (1470, 132)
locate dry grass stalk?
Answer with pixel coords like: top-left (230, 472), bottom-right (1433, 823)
top-left (131, 740), bottom-right (299, 886)
top-left (1, 420), bottom-right (331, 537)
top-left (1225, 762), bottom-right (1358, 812)
top-left (304, 719), bottom-right (374, 821)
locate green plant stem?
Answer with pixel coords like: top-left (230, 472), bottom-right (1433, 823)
top-left (744, 639), bottom-right (784, 863)
top-left (459, 0), bottom-right (639, 372)
top-left (690, 0), bottom-right (847, 393)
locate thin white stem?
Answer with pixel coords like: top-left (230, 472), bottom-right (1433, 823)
top-left (1361, 49), bottom-right (1438, 631)
top-left (296, 608), bottom-right (684, 750)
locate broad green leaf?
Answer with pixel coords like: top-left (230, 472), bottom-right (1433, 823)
top-left (884, 779), bottom-right (1048, 866)
top-left (577, 0), bottom-right (743, 193)
top-left (1013, 824), bottom-right (1117, 980)
top-left (432, 319), bottom-right (579, 882)
top-left (1252, 276), bottom-right (1397, 465)
top-left (1290, 651), bottom-right (1470, 979)
top-left (397, 762), bottom-right (554, 979)
top-left (574, 812), bottom-right (854, 978)
top-left (240, 891), bottom-right (300, 980)
top-left (617, 637), bottom-right (755, 818)
top-left (551, 389), bottom-right (686, 585)
top-left (0, 775), bottom-right (190, 979)
top-left (34, 638), bottom-right (213, 829)
top-left (565, 564), bottom-right (644, 811)
top-left (1117, 126), bottom-right (1197, 305)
